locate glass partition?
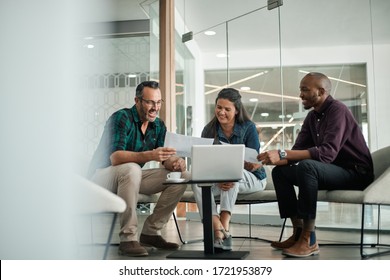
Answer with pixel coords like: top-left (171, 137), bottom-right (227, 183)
top-left (199, 5), bottom-right (283, 150)
top-left (178, 0), bottom-right (382, 228)
top-left (175, 35), bottom-right (195, 136)
top-left (226, 5), bottom-right (282, 148)
top-left (197, 22), bottom-right (229, 135)
top-left (280, 0), bottom-right (371, 147)
top-left (79, 35), bottom-right (151, 168)
top-left (199, 2), bottom-right (371, 151)
top-left (78, 0), bottom-right (387, 229)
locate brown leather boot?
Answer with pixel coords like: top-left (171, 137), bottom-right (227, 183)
top-left (271, 227), bottom-right (302, 250)
top-left (282, 230), bottom-right (320, 257)
top-left (140, 234), bottom-right (180, 250)
top-left (118, 241), bottom-right (148, 257)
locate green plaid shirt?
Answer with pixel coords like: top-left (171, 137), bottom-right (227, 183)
top-left (87, 105), bottom-right (166, 178)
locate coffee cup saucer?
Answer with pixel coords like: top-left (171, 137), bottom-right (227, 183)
top-left (165, 178), bottom-right (186, 183)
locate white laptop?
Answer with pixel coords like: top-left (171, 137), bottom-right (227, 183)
top-left (190, 144), bottom-right (245, 182)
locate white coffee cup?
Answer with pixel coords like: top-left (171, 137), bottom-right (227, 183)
top-left (167, 172), bottom-right (181, 180)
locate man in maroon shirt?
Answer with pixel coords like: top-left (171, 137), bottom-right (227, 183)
top-left (258, 72), bottom-right (374, 257)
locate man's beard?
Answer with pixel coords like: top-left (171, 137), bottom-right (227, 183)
top-left (140, 106), bottom-right (157, 122)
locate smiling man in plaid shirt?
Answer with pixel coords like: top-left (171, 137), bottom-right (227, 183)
top-left (87, 81), bottom-right (189, 257)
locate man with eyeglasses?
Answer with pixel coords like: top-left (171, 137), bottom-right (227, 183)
top-left (87, 81), bottom-right (189, 257)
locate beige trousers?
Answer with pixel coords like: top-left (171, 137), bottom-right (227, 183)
top-left (91, 163), bottom-right (189, 242)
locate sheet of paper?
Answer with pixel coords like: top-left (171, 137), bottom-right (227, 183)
top-left (244, 147), bottom-right (260, 163)
top-left (164, 131), bottom-right (214, 157)
top-left (220, 141), bottom-right (259, 163)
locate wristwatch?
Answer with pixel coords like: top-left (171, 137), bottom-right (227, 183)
top-left (278, 149), bottom-right (287, 160)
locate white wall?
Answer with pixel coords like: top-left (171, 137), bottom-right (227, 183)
top-left (371, 44), bottom-right (390, 150)
top-left (0, 0), bottom-right (80, 259)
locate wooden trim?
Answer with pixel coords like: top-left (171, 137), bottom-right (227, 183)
top-left (159, 0), bottom-right (176, 132)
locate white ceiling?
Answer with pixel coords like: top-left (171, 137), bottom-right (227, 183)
top-left (82, 0), bottom-right (389, 115)
top-left (86, 0), bottom-right (390, 53)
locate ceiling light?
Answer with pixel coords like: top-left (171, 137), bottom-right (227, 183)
top-left (261, 112), bottom-right (269, 117)
top-left (204, 71), bottom-right (300, 101)
top-left (216, 53), bottom-right (229, 58)
top-left (204, 30), bottom-right (216, 36)
top-left (249, 98), bottom-right (258, 102)
top-left (86, 44), bottom-right (94, 49)
top-left (240, 86), bottom-right (251, 91)
top-left (279, 114), bottom-right (285, 119)
top-left (128, 74), bottom-right (137, 78)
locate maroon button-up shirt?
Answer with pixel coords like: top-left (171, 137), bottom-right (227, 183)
top-left (293, 95), bottom-right (373, 173)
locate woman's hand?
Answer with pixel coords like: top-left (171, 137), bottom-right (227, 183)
top-left (217, 182), bottom-right (235, 191)
top-left (244, 161), bottom-right (262, 172)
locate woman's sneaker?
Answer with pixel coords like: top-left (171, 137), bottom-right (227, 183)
top-left (214, 237), bottom-right (224, 250)
top-left (214, 229), bottom-right (232, 251)
top-left (221, 234), bottom-right (232, 251)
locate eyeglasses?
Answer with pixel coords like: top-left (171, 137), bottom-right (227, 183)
top-left (139, 98), bottom-right (164, 107)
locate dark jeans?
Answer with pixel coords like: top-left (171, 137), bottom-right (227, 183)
top-left (272, 159), bottom-right (374, 220)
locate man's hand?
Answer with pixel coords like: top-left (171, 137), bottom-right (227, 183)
top-left (258, 149), bottom-right (311, 165)
top-left (163, 152), bottom-right (186, 171)
top-left (257, 150), bottom-right (282, 165)
top-left (110, 147), bottom-right (177, 166)
top-left (170, 157), bottom-right (186, 171)
top-left (152, 147), bottom-right (177, 162)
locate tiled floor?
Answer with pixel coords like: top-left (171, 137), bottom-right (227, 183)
top-left (76, 203), bottom-right (390, 260)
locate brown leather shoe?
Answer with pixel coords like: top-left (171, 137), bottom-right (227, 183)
top-left (118, 241), bottom-right (148, 257)
top-left (282, 230), bottom-right (320, 257)
top-left (140, 234), bottom-right (180, 250)
top-left (271, 227), bottom-right (302, 250)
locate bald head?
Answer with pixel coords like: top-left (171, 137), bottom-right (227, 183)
top-left (299, 72), bottom-right (332, 111)
top-left (304, 72), bottom-right (332, 95)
